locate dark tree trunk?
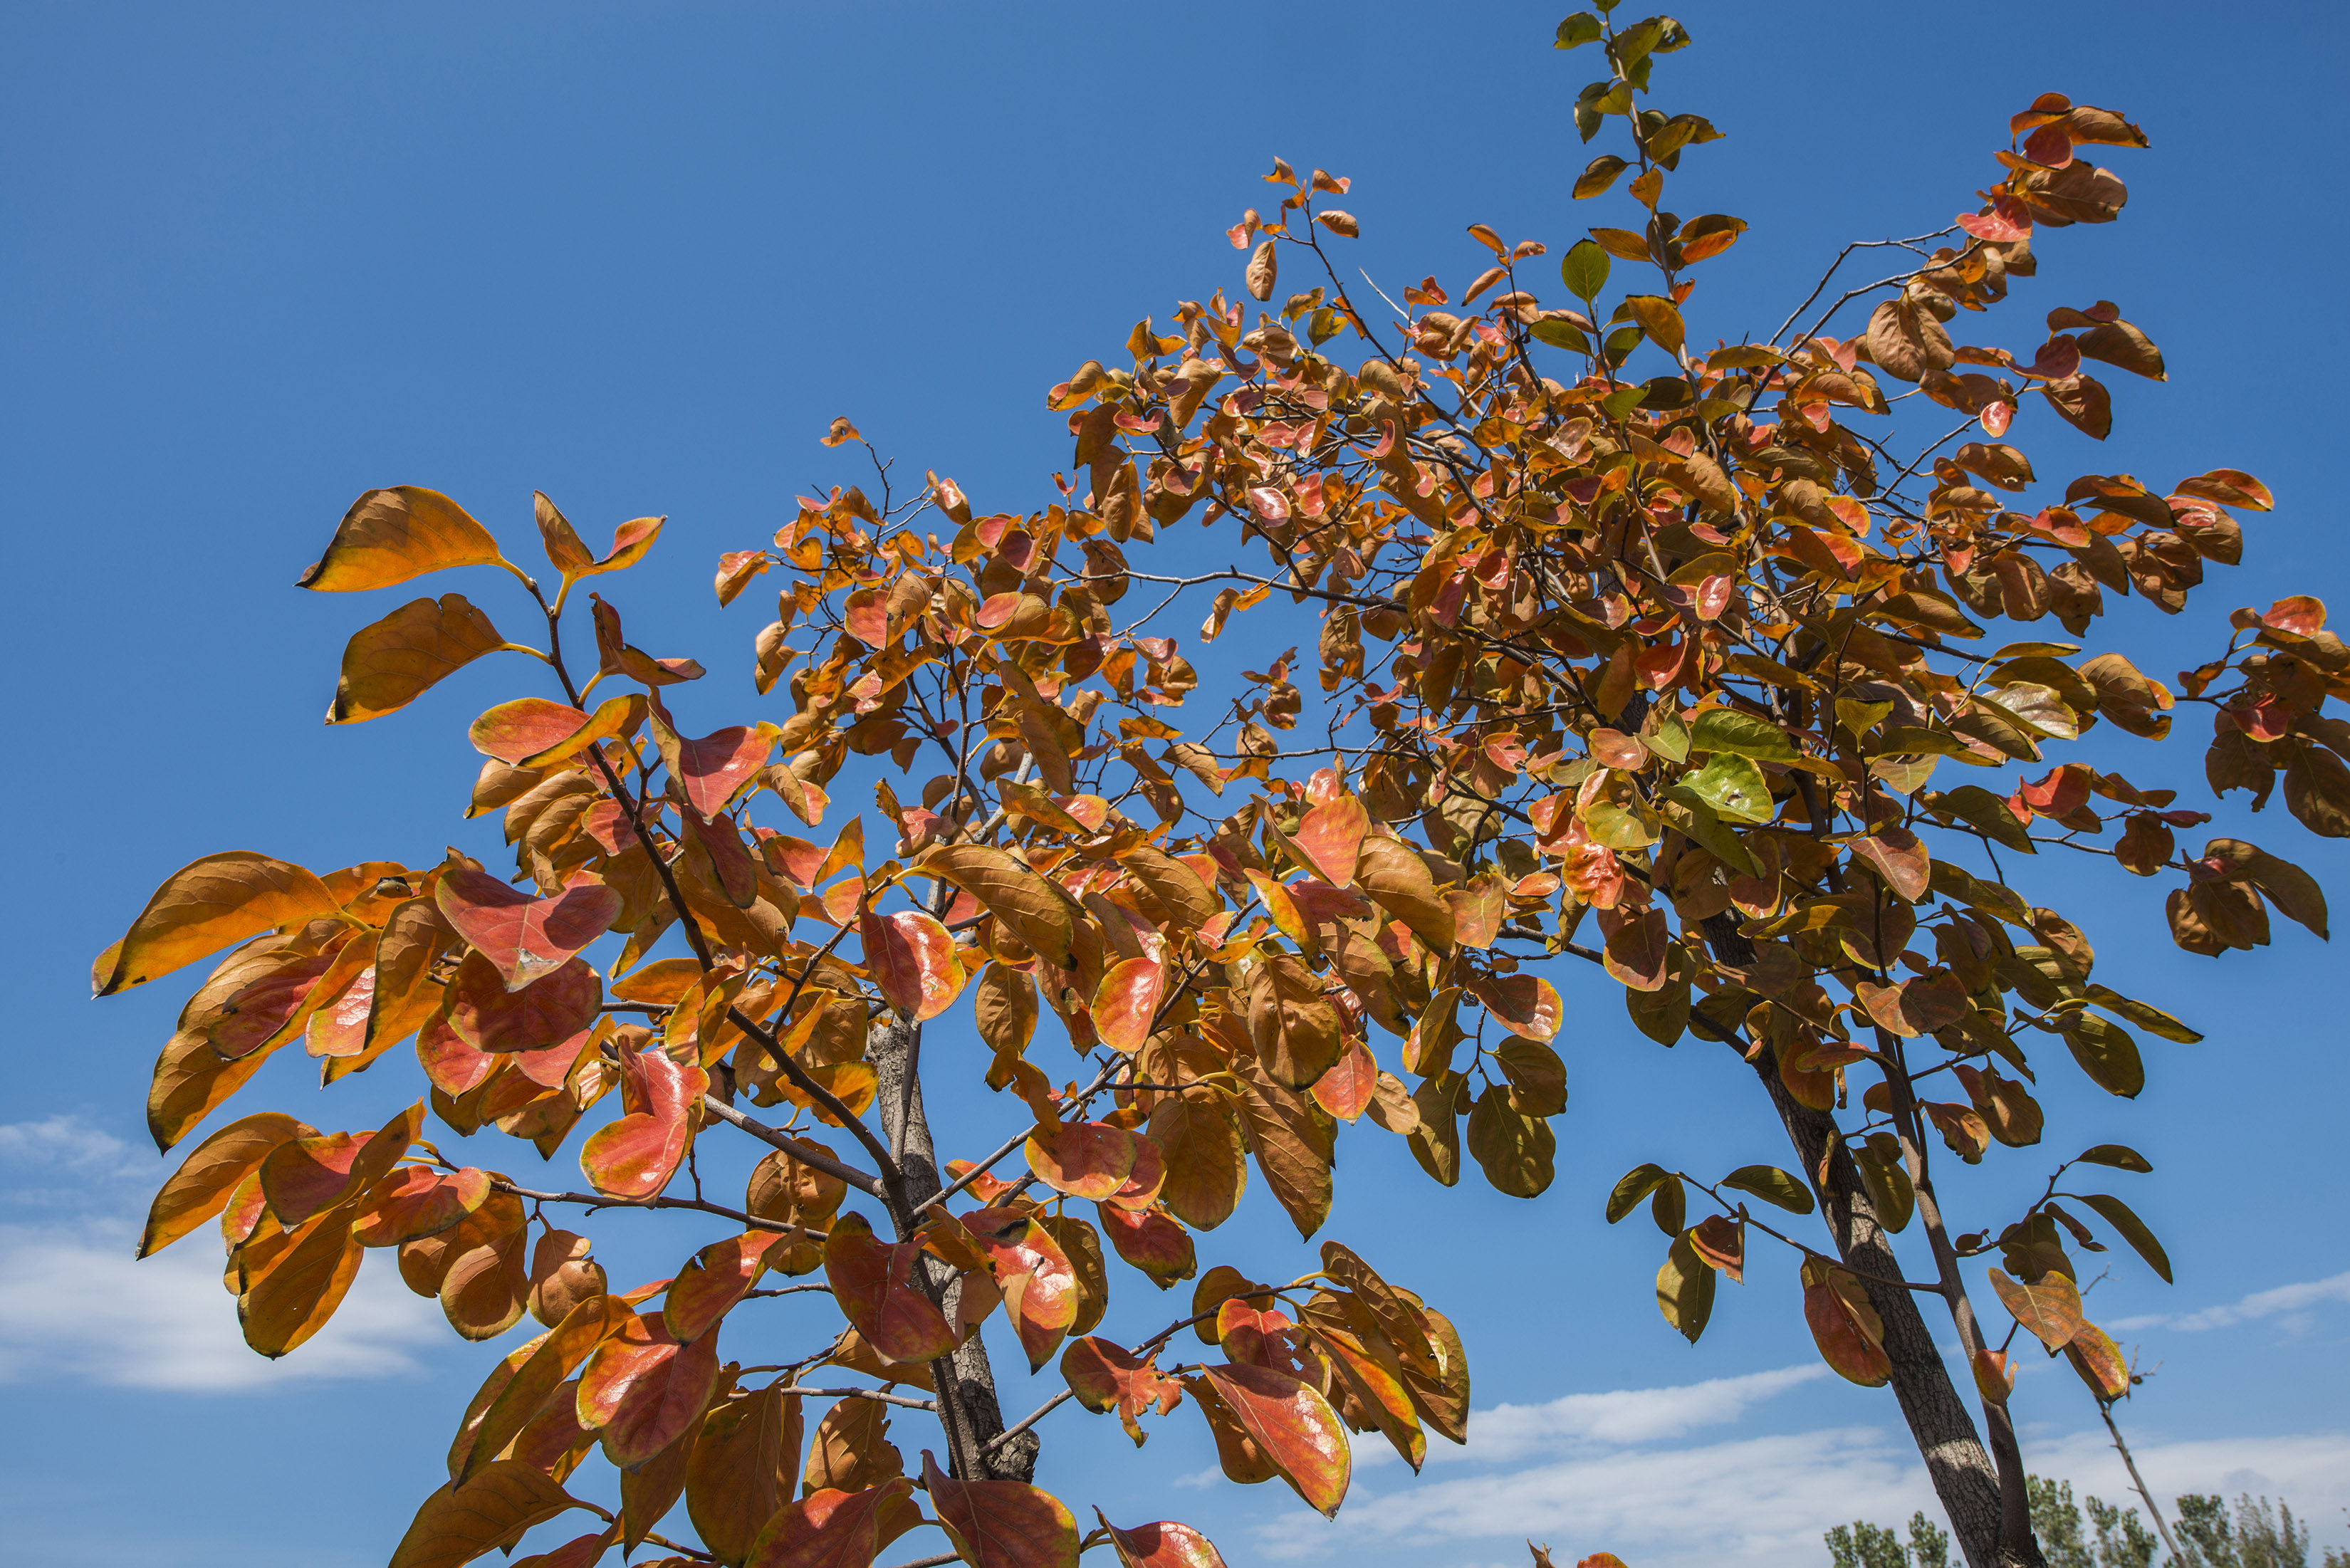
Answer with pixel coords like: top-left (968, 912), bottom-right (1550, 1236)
top-left (1701, 914), bottom-right (2039, 1568)
top-left (867, 1011), bottom-right (1040, 1483)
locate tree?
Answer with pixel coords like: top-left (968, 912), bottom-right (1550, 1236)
top-left (93, 11), bottom-right (2325, 1568)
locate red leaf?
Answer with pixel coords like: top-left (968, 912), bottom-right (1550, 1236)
top-left (470, 699), bottom-right (591, 765)
top-left (1310, 1038), bottom-right (1378, 1122)
top-left (575, 1312), bottom-right (722, 1469)
top-left (745, 1480), bottom-right (917, 1568)
top-left (922, 1451), bottom-right (1081, 1568)
top-left (1092, 956), bottom-right (1166, 1056)
top-left (258, 1130), bottom-right (370, 1226)
top-left (859, 909), bottom-right (964, 1021)
top-left (1095, 1203), bottom-right (1196, 1290)
top-left (1061, 1337), bottom-right (1183, 1446)
top-left (1194, 1364), bottom-right (1351, 1517)
top-left (659, 724), bottom-right (776, 819)
top-left (665, 1230), bottom-right (795, 1343)
top-left (1800, 1259), bottom-right (1891, 1386)
top-left (1290, 796), bottom-right (1367, 886)
top-left (449, 953), bottom-right (602, 1053)
top-left (437, 866), bottom-right (621, 991)
top-left (1097, 1511), bottom-right (1228, 1568)
top-left (579, 1041), bottom-right (705, 1200)
top-left (1472, 973), bottom-right (1563, 1041)
top-left (822, 1213), bottom-right (958, 1365)
top-left (352, 1166), bottom-right (491, 1247)
top-left (1025, 1122), bottom-right (1138, 1201)
top-left (964, 1206), bottom-right (1080, 1370)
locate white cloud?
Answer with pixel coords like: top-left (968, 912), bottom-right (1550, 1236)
top-left (1354, 1364), bottom-right (1829, 1470)
top-left (1243, 1362), bottom-right (2350, 1568)
top-left (1270, 1423), bottom-right (1928, 1567)
top-left (0, 1215), bottom-right (444, 1392)
top-left (0, 1114), bottom-right (148, 1201)
top-left (2108, 1270), bottom-right (2350, 1333)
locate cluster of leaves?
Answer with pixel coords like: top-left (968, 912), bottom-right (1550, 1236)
top-left (98, 9), bottom-right (2331, 1568)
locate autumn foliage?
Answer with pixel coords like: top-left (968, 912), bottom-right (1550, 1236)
top-left (97, 12), bottom-right (2324, 1568)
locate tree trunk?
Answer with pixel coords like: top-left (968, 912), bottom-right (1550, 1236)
top-left (1703, 914), bottom-right (2038, 1568)
top-left (867, 1011), bottom-right (1040, 1483)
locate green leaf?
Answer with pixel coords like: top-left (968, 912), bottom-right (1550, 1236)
top-left (1649, 1174), bottom-right (1685, 1235)
top-left (1656, 1230), bottom-right (1714, 1344)
top-left (1922, 785), bottom-right (2035, 854)
top-left (2075, 1144), bottom-right (2153, 1174)
top-left (1553, 11), bottom-right (1603, 48)
top-left (1560, 239), bottom-right (1611, 302)
top-left (1600, 382), bottom-right (1646, 417)
top-left (1689, 708), bottom-right (1796, 762)
top-left (1530, 318), bottom-right (1594, 355)
top-left (2077, 1193), bottom-right (2173, 1283)
top-left (1659, 795), bottom-right (1760, 880)
top-left (1606, 1162), bottom-right (1669, 1223)
top-left (1682, 753), bottom-right (1773, 823)
top-left (1723, 1165), bottom-right (1815, 1216)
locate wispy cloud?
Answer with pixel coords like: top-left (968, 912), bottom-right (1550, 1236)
top-left (0, 1215), bottom-right (445, 1391)
top-left (2108, 1270), bottom-right (2350, 1333)
top-left (0, 1114), bottom-right (149, 1201)
top-left (1356, 1364), bottom-right (1828, 1469)
top-left (0, 1117), bottom-right (445, 1392)
top-left (1241, 1361), bottom-right (2350, 1568)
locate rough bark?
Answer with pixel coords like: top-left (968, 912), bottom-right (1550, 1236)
top-left (867, 1010), bottom-right (1040, 1483)
top-left (1702, 913), bottom-right (2035, 1568)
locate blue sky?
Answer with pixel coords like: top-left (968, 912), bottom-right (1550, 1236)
top-left (4, 4), bottom-right (2348, 1566)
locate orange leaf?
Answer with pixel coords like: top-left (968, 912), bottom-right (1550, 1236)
top-left (386, 1460), bottom-right (581, 1568)
top-left (537, 491), bottom-right (663, 580)
top-left (95, 852), bottom-right (340, 995)
top-left (138, 1111), bottom-right (310, 1258)
top-left (1062, 1337), bottom-right (1184, 1446)
top-left (964, 1207), bottom-right (1080, 1370)
top-left (328, 592), bottom-right (506, 723)
top-left (1095, 1203), bottom-right (1196, 1290)
top-left (923, 1451), bottom-right (1081, 1568)
top-left (469, 698), bottom-right (590, 765)
top-left (665, 1229), bottom-right (795, 1343)
top-left (1988, 1267), bottom-right (2083, 1352)
top-left (1800, 1258), bottom-right (1891, 1386)
top-left (745, 1479), bottom-right (916, 1568)
top-left (580, 1040), bottom-right (704, 1201)
top-left (575, 1311), bottom-right (723, 1469)
top-left (353, 1166), bottom-right (491, 1248)
top-left (1025, 1121), bottom-right (1139, 1201)
top-left (1289, 795), bottom-right (1367, 886)
top-left (449, 953), bottom-right (602, 1053)
top-left (466, 1294), bottom-right (636, 1484)
top-left (1194, 1363), bottom-right (1351, 1517)
top-left (1310, 1038), bottom-right (1378, 1122)
top-left (822, 1213), bottom-right (958, 1365)
top-left (1092, 956), bottom-right (1167, 1055)
top-left (437, 865), bottom-right (621, 991)
top-left (652, 718), bottom-right (778, 819)
top-left (299, 486), bottom-right (503, 593)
